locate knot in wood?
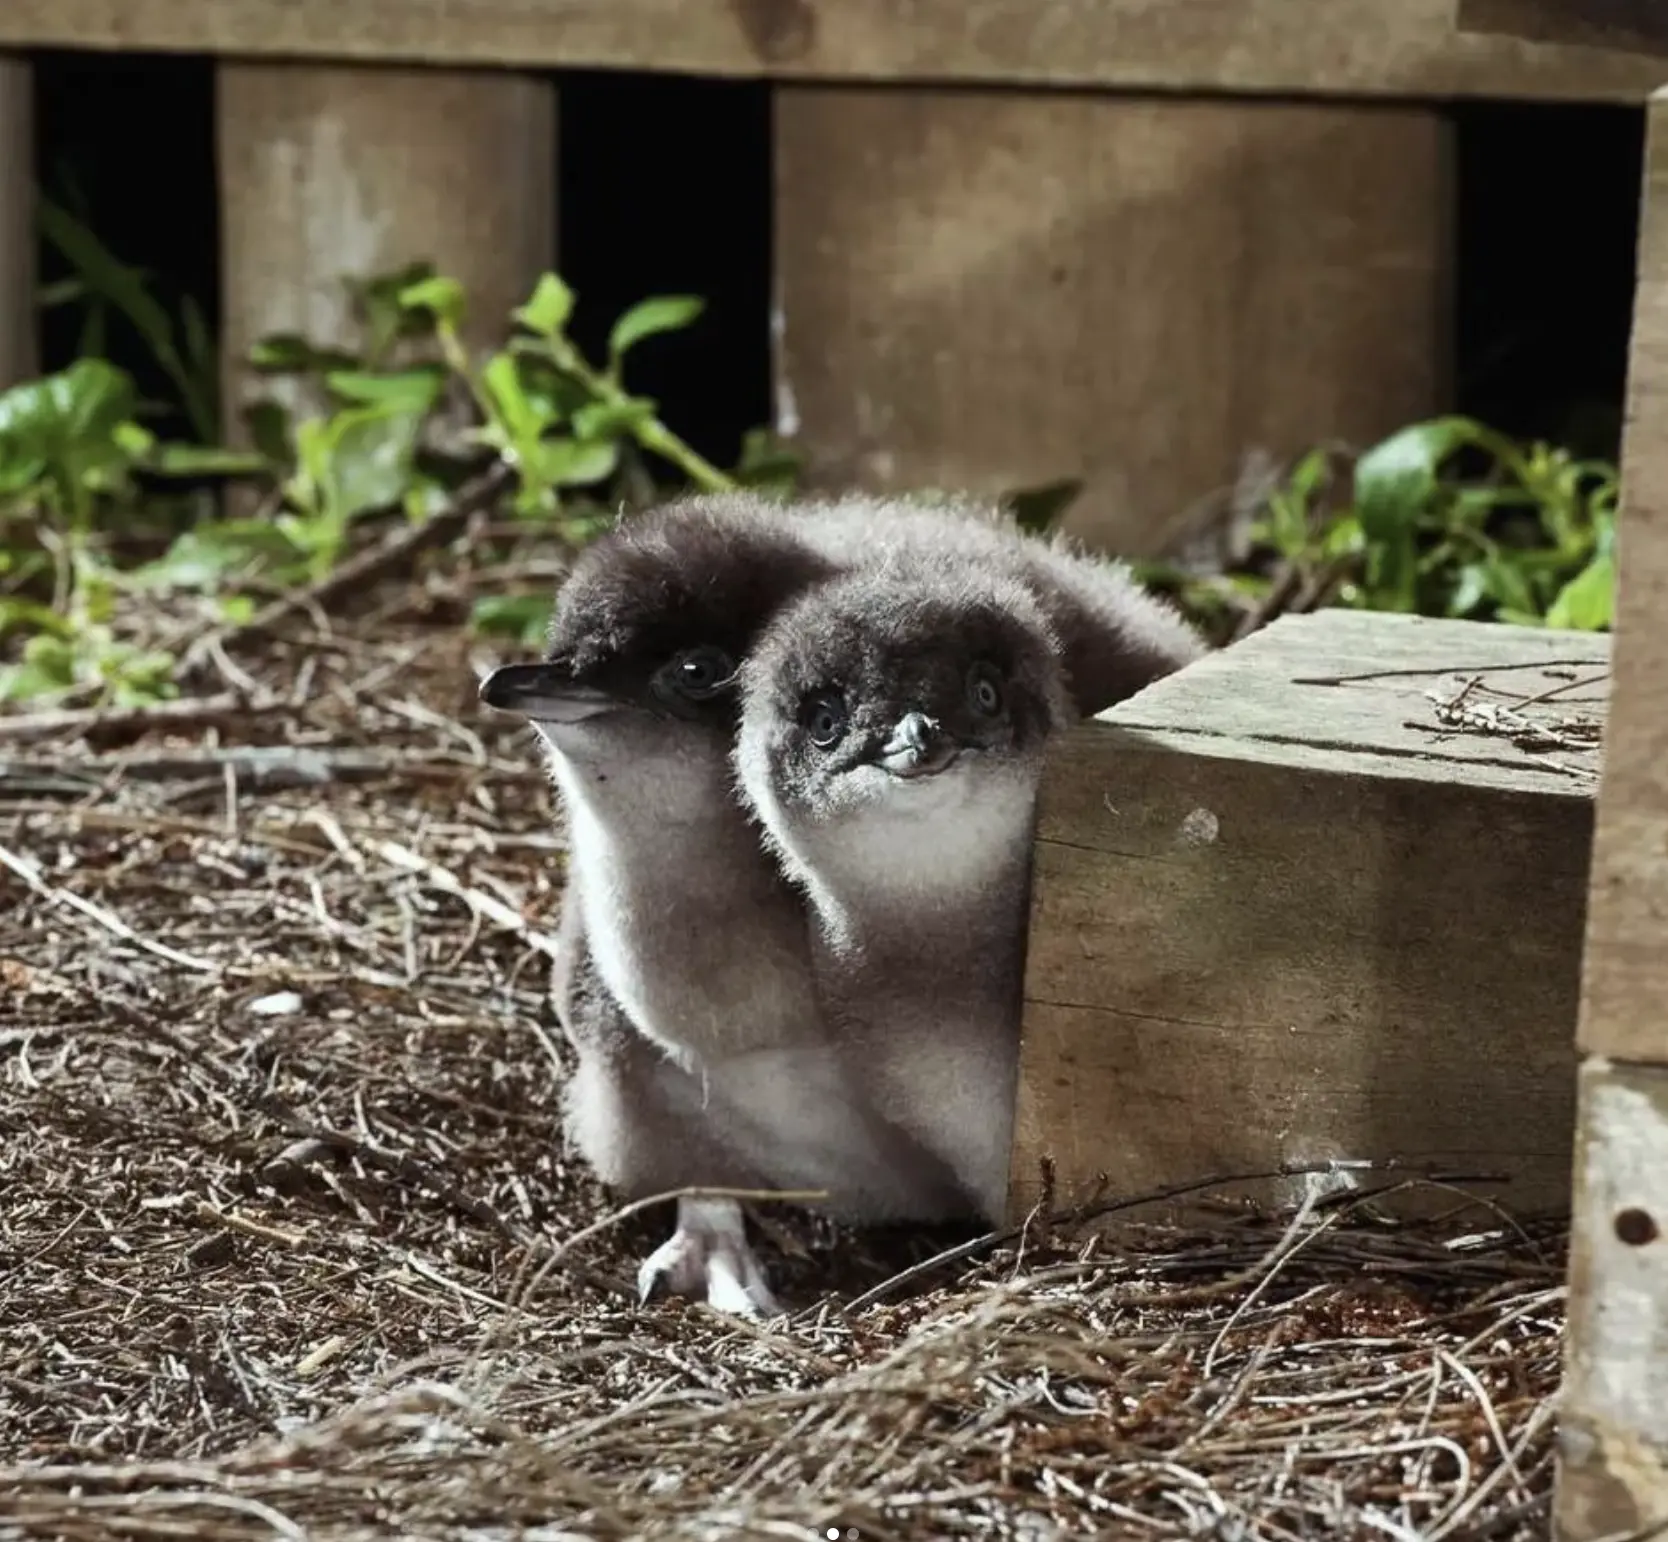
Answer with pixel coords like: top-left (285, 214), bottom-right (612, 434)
top-left (733, 0), bottom-right (817, 64)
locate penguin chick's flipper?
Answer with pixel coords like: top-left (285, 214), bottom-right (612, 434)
top-left (636, 1197), bottom-right (784, 1319)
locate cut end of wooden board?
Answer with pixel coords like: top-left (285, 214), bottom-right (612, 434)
top-left (1009, 611), bottom-right (1608, 1227)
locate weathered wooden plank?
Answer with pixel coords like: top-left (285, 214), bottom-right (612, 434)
top-left (1558, 1059), bottom-right (1668, 1538)
top-left (218, 62), bottom-right (555, 445)
top-left (0, 57), bottom-right (34, 389)
top-left (1009, 611), bottom-right (1608, 1223)
top-left (1555, 82), bottom-right (1668, 1542)
top-left (2, 1), bottom-right (1667, 103)
top-left (1576, 84), bottom-right (1668, 1068)
top-left (1459, 0), bottom-right (1668, 57)
top-left (775, 92), bottom-right (1450, 557)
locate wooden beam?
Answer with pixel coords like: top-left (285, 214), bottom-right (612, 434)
top-left (1458, 0), bottom-right (1668, 57)
top-left (1556, 81), bottom-right (1668, 1542)
top-left (1573, 87), bottom-right (1668, 1070)
top-left (217, 61), bottom-right (555, 447)
top-left (2, 1), bottom-right (1667, 104)
top-left (0, 56), bottom-right (34, 389)
top-left (774, 90), bottom-right (1450, 557)
top-left (1012, 610), bottom-right (1603, 1224)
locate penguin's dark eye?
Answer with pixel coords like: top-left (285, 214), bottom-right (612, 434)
top-left (661, 645), bottom-right (736, 701)
top-left (801, 691), bottom-right (849, 749)
top-left (967, 663), bottom-right (1005, 717)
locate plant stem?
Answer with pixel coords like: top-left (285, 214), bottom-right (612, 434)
top-left (550, 341), bottom-right (734, 493)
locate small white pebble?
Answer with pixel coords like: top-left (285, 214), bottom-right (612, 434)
top-left (1175, 807), bottom-right (1220, 847)
top-left (248, 990), bottom-right (304, 1016)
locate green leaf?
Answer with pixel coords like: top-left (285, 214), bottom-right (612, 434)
top-left (0, 359), bottom-right (146, 518)
top-left (354, 261), bottom-right (439, 359)
top-left (1545, 553), bottom-right (1615, 631)
top-left (250, 333), bottom-right (362, 374)
top-left (1002, 478), bottom-right (1084, 535)
top-left (480, 353), bottom-right (549, 459)
top-left (147, 442), bottom-right (272, 478)
top-left (470, 593), bottom-right (553, 645)
top-left (516, 274), bottom-right (575, 339)
top-left (0, 597), bottom-right (73, 639)
top-left (326, 366), bottom-right (448, 414)
top-left (1286, 447), bottom-right (1333, 505)
top-left (607, 296), bottom-right (704, 364)
top-left (36, 276), bottom-right (86, 309)
top-left (399, 276), bottom-right (466, 331)
top-left (1353, 419), bottom-right (1485, 611)
top-left (243, 401), bottom-right (294, 467)
top-left (536, 436), bottom-right (620, 490)
top-left (38, 195), bottom-right (217, 443)
top-left (318, 406), bottom-right (428, 524)
top-left (732, 426), bottom-right (802, 495)
top-left (1447, 563), bottom-right (1490, 618)
top-left (573, 398), bottom-right (657, 440)
top-left (0, 658), bottom-right (77, 702)
top-left (128, 520), bottom-right (302, 592)
top-left (0, 358), bottom-right (138, 450)
top-left (1480, 556), bottom-right (1537, 615)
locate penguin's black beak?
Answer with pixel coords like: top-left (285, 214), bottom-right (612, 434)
top-left (877, 710), bottom-right (961, 779)
top-left (479, 663), bottom-right (617, 724)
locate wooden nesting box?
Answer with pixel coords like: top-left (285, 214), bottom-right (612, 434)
top-left (1009, 609), bottom-right (1610, 1223)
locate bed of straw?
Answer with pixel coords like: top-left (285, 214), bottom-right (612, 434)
top-left (1, 508), bottom-right (1577, 1542)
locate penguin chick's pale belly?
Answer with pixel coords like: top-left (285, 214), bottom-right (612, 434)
top-left (734, 558), bottom-right (1074, 1223)
top-left (547, 731), bottom-right (973, 1224)
top-left (770, 763), bottom-right (1041, 1221)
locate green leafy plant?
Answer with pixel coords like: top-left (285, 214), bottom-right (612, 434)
top-left (4, 250), bottom-right (802, 704)
top-left (8, 211), bottom-right (1617, 711)
top-left (38, 194), bottom-right (221, 445)
top-left (1136, 417), bottom-right (1618, 644)
top-left (0, 359), bottom-right (261, 703)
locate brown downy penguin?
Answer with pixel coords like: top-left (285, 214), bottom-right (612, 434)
top-left (479, 496), bottom-right (972, 1317)
top-left (733, 560), bottom-right (1076, 1220)
top-left (789, 494), bottom-right (1208, 715)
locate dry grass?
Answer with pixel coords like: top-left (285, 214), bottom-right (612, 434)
top-left (1, 537), bottom-right (1570, 1541)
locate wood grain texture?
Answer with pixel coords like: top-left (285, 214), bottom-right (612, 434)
top-left (218, 61), bottom-right (555, 440)
top-left (774, 91), bottom-right (1450, 557)
top-left (1577, 84), bottom-right (1668, 1066)
top-left (4, 1), bottom-right (1668, 102)
top-left (1557, 1059), bottom-right (1668, 1538)
top-left (1459, 0), bottom-right (1668, 56)
top-left (1555, 84), bottom-right (1668, 1542)
top-left (1009, 611), bottom-right (1608, 1223)
top-left (0, 57), bottom-right (34, 388)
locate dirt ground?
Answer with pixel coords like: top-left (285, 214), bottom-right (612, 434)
top-left (0, 550), bottom-right (1569, 1540)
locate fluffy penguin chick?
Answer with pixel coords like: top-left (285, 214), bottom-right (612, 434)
top-left (479, 496), bottom-right (971, 1316)
top-left (791, 494), bottom-right (1207, 716)
top-left (735, 562), bottom-right (1075, 1220)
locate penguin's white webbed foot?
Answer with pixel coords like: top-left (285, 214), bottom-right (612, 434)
top-left (636, 1197), bottom-right (783, 1319)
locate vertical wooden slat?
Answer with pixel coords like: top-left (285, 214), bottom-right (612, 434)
top-left (1556, 82), bottom-right (1668, 1542)
top-left (774, 88), bottom-right (1451, 557)
top-left (217, 61), bottom-right (555, 439)
top-left (0, 54), bottom-right (35, 388)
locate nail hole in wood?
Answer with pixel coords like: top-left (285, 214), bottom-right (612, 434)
top-left (1614, 1207), bottom-right (1659, 1246)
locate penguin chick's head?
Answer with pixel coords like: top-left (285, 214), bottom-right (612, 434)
top-left (736, 563), bottom-right (1072, 895)
top-left (477, 494), bottom-right (832, 763)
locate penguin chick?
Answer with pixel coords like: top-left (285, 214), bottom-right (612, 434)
top-left (791, 494), bottom-right (1207, 716)
top-left (479, 495), bottom-right (972, 1316)
top-left (549, 887), bottom-right (786, 1316)
top-left (734, 560), bottom-right (1075, 1221)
